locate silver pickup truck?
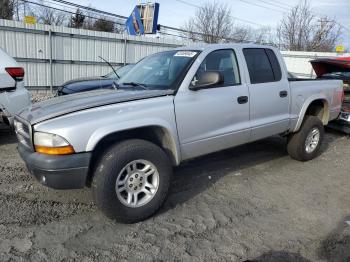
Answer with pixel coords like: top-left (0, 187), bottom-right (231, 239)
top-left (15, 44), bottom-right (343, 223)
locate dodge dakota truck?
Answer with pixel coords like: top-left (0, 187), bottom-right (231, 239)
top-left (14, 44), bottom-right (343, 223)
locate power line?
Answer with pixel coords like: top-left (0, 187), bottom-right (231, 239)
top-left (22, 0), bottom-right (246, 43)
top-left (22, 0), bottom-right (126, 26)
top-left (174, 0), bottom-right (200, 8)
top-left (260, 0), bottom-right (294, 9)
top-left (236, 0), bottom-right (285, 13)
top-left (255, 0), bottom-right (288, 11)
top-left (40, 0), bottom-right (78, 12)
top-left (24, 0), bottom-right (350, 44)
top-left (174, 0), bottom-right (262, 26)
top-left (42, 0), bottom-right (263, 41)
top-left (241, 0), bottom-right (350, 35)
top-left (50, 0), bottom-right (127, 19)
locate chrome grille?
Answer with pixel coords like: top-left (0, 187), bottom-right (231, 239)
top-left (14, 117), bottom-right (32, 149)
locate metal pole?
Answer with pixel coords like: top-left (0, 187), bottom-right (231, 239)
top-left (124, 37), bottom-right (127, 65)
top-left (49, 29), bottom-right (53, 94)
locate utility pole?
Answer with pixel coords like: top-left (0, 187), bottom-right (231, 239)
top-left (16, 0), bottom-right (19, 21)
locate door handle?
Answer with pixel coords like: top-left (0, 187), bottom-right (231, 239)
top-left (237, 96), bottom-right (248, 104)
top-left (280, 91), bottom-right (288, 98)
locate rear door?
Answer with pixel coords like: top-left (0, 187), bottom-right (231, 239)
top-left (175, 49), bottom-right (250, 160)
top-left (243, 48), bottom-right (290, 141)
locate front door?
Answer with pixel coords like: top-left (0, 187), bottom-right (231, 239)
top-left (174, 49), bottom-right (250, 160)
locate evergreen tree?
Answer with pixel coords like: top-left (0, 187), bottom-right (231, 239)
top-left (69, 8), bottom-right (85, 28)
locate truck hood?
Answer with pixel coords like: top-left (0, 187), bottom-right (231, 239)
top-left (18, 88), bottom-right (174, 125)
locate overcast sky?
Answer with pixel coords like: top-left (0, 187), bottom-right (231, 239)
top-left (71, 0), bottom-right (350, 48)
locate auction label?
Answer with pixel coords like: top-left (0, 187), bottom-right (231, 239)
top-left (174, 51), bottom-right (197, 57)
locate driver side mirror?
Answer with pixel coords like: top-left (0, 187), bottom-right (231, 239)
top-left (189, 71), bottom-right (224, 91)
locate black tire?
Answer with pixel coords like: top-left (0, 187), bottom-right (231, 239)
top-left (91, 139), bottom-right (172, 223)
top-left (287, 116), bottom-right (325, 161)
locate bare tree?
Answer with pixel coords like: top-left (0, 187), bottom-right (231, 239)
top-left (253, 26), bottom-right (275, 45)
top-left (231, 25), bottom-right (252, 42)
top-left (35, 1), bottom-right (66, 26)
top-left (308, 18), bottom-right (341, 51)
top-left (183, 1), bottom-right (234, 43)
top-left (277, 0), bottom-right (341, 51)
top-left (181, 20), bottom-right (201, 41)
top-left (82, 10), bottom-right (95, 30)
top-left (0, 0), bottom-right (14, 19)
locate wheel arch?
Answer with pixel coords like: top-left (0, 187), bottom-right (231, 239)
top-left (294, 96), bottom-right (330, 132)
top-left (89, 123), bottom-right (179, 163)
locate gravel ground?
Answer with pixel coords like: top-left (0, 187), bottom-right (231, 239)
top-left (30, 93), bottom-right (55, 103)
top-left (0, 124), bottom-right (349, 262)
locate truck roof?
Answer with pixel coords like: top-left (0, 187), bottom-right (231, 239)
top-left (175, 43), bottom-right (275, 52)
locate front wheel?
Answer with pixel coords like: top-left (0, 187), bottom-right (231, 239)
top-left (92, 139), bottom-right (172, 223)
top-left (287, 116), bottom-right (325, 161)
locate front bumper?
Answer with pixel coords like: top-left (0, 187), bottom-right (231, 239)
top-left (18, 144), bottom-right (92, 189)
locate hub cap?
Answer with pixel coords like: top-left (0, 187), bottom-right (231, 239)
top-left (305, 127), bottom-right (320, 153)
top-left (115, 160), bottom-right (159, 208)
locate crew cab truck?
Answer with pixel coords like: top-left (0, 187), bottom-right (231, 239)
top-left (15, 44), bottom-right (343, 223)
top-left (0, 48), bottom-right (31, 126)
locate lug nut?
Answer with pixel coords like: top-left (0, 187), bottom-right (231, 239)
top-left (140, 177), bottom-right (143, 181)
top-left (139, 183), bottom-right (142, 187)
top-left (134, 186), bottom-right (137, 190)
top-left (130, 178), bottom-right (133, 181)
top-left (129, 184), bottom-right (133, 188)
top-left (135, 174), bottom-right (138, 178)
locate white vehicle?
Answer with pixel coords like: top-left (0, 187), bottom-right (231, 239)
top-left (0, 48), bottom-right (31, 126)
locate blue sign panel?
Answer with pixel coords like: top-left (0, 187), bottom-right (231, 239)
top-left (125, 7), bottom-right (145, 36)
top-left (151, 3), bottom-right (160, 34)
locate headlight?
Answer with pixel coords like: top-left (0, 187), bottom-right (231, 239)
top-left (34, 132), bottom-right (75, 155)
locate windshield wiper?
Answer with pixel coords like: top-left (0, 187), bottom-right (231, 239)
top-left (99, 56), bottom-right (120, 79)
top-left (122, 82), bottom-right (148, 90)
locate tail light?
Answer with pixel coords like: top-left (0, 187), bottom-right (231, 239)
top-left (5, 67), bottom-right (24, 81)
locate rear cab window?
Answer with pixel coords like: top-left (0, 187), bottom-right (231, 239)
top-left (243, 48), bottom-right (282, 84)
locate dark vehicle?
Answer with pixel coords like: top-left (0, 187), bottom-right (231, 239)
top-left (311, 57), bottom-right (350, 133)
top-left (57, 64), bottom-right (135, 96)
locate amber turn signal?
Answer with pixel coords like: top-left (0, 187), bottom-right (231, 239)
top-left (35, 145), bottom-right (75, 155)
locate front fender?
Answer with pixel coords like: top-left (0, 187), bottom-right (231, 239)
top-left (86, 118), bottom-right (181, 165)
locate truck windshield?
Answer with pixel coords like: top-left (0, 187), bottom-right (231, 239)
top-left (118, 50), bottom-right (198, 90)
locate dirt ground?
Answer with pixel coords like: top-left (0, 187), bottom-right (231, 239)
top-left (0, 124), bottom-right (349, 262)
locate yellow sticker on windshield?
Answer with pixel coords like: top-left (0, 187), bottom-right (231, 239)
top-left (174, 51), bottom-right (197, 57)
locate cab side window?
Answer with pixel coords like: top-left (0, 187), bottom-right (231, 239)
top-left (195, 49), bottom-right (241, 86)
top-left (243, 48), bottom-right (282, 84)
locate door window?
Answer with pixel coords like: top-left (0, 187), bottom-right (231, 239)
top-left (243, 48), bottom-right (282, 84)
top-left (194, 49), bottom-right (241, 86)
top-left (265, 49), bottom-right (282, 81)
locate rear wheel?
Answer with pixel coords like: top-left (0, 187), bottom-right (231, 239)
top-left (92, 139), bottom-right (172, 223)
top-left (287, 116), bottom-right (324, 161)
